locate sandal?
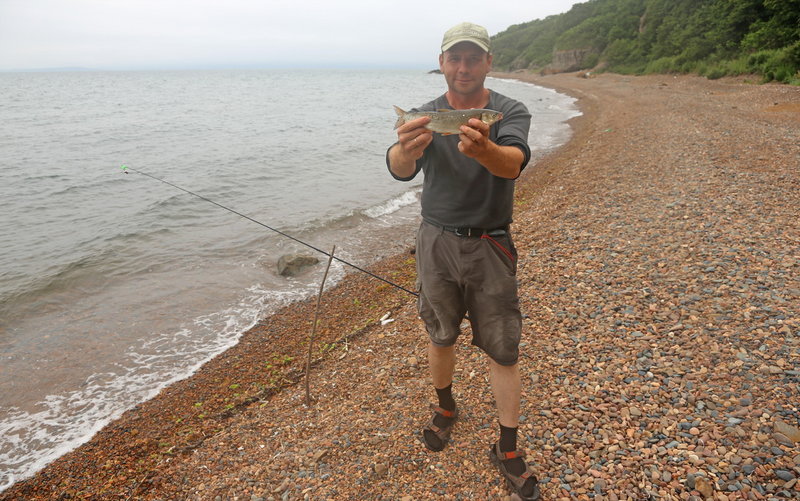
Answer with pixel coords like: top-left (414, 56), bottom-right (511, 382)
top-left (421, 404), bottom-right (458, 452)
top-left (488, 442), bottom-right (541, 500)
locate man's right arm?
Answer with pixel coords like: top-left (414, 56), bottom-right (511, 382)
top-left (387, 117), bottom-right (433, 180)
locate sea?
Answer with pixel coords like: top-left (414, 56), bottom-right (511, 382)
top-left (0, 68), bottom-right (579, 490)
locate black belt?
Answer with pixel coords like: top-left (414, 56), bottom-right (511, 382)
top-left (441, 225), bottom-right (508, 238)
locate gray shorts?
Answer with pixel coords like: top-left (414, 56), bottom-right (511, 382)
top-left (415, 221), bottom-right (522, 365)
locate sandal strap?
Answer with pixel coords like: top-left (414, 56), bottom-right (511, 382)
top-left (500, 449), bottom-right (526, 460)
top-left (430, 405), bottom-right (457, 419)
top-left (508, 469), bottom-right (538, 490)
top-left (490, 442), bottom-right (540, 497)
top-left (494, 443), bottom-right (527, 461)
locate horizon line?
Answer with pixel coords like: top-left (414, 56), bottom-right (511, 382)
top-left (0, 62), bottom-right (434, 73)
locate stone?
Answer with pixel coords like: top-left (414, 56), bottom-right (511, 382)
top-left (695, 476), bottom-right (713, 499)
top-left (774, 419), bottom-right (800, 444)
top-left (277, 254), bottom-right (319, 277)
top-left (774, 432), bottom-right (794, 447)
top-left (594, 478), bottom-right (608, 493)
top-left (374, 463), bottom-right (389, 477)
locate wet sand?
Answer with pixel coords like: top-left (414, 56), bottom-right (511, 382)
top-left (3, 72), bottom-right (798, 500)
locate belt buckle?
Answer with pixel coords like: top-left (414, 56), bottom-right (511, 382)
top-left (455, 227), bottom-right (481, 237)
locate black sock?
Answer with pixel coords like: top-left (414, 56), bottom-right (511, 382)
top-left (499, 424), bottom-right (517, 452)
top-left (498, 424), bottom-right (536, 496)
top-left (423, 384), bottom-right (456, 450)
top-left (433, 384), bottom-right (456, 427)
top-left (499, 424), bottom-right (525, 475)
top-left (436, 384), bottom-right (456, 410)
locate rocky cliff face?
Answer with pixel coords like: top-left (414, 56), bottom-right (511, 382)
top-left (549, 48), bottom-right (594, 73)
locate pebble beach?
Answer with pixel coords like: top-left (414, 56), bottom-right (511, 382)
top-left (2, 72), bottom-right (798, 500)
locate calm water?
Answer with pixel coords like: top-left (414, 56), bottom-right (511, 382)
top-left (0, 69), bottom-right (578, 489)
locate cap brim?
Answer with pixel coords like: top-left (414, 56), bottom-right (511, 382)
top-left (441, 38), bottom-right (490, 53)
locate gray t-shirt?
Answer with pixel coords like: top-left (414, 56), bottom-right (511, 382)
top-left (388, 90), bottom-right (531, 229)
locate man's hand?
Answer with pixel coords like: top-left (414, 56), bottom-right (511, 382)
top-left (457, 117), bottom-right (491, 158)
top-left (388, 117), bottom-right (433, 178)
top-left (458, 118), bottom-right (524, 179)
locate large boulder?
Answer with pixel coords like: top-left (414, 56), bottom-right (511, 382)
top-left (277, 254), bottom-right (320, 277)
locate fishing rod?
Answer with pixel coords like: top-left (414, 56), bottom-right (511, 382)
top-left (121, 165), bottom-right (418, 297)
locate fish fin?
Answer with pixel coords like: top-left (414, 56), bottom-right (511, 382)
top-left (393, 105), bottom-right (406, 129)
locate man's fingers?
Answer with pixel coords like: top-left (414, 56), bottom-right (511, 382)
top-left (400, 129), bottom-right (432, 159)
top-left (407, 131), bottom-right (432, 149)
top-left (397, 117), bottom-right (432, 151)
top-left (458, 119), bottom-right (492, 157)
top-left (397, 116), bottom-right (431, 134)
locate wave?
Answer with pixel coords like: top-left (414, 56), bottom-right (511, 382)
top-left (363, 189), bottom-right (420, 219)
top-left (0, 227), bottom-right (176, 326)
top-left (0, 253), bottom-right (105, 325)
top-left (0, 281), bottom-right (289, 491)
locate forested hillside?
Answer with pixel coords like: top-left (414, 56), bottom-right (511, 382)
top-left (491, 0), bottom-right (799, 84)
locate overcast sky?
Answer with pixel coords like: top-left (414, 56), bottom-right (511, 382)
top-left (0, 0), bottom-right (583, 71)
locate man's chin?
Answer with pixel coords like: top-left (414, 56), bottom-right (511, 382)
top-left (453, 82), bottom-right (480, 95)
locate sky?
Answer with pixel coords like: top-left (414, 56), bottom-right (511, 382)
top-left (0, 0), bottom-right (584, 71)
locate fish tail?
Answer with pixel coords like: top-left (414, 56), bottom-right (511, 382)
top-left (393, 105), bottom-right (406, 129)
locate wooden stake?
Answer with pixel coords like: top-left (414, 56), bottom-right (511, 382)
top-left (305, 245), bottom-right (335, 406)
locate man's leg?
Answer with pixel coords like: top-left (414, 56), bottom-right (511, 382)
top-left (488, 359), bottom-right (520, 427)
top-left (489, 359), bottom-right (538, 498)
top-left (430, 342), bottom-right (456, 388)
top-left (423, 342), bottom-right (458, 451)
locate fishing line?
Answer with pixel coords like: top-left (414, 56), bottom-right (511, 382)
top-left (120, 165), bottom-right (418, 297)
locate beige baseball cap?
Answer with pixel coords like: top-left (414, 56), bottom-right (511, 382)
top-left (441, 22), bottom-right (491, 53)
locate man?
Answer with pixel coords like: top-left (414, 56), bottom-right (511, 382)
top-left (386, 22), bottom-right (540, 500)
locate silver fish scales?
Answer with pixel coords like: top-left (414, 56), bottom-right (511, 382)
top-left (393, 105), bottom-right (503, 135)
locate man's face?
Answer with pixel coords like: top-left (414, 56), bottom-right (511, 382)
top-left (439, 42), bottom-right (492, 98)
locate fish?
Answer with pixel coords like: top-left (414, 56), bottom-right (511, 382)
top-left (393, 105), bottom-right (503, 135)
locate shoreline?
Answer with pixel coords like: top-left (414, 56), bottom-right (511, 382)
top-left (3, 72), bottom-right (798, 499)
top-left (0, 72), bottom-right (571, 492)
